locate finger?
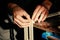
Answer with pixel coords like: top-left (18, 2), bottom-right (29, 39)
top-left (14, 21), bottom-right (22, 28)
top-left (23, 12), bottom-right (31, 21)
top-left (38, 10), bottom-right (46, 23)
top-left (32, 5), bottom-right (41, 20)
top-left (14, 18), bottom-right (30, 26)
top-left (42, 12), bottom-right (48, 22)
top-left (16, 15), bottom-right (30, 23)
top-left (15, 21), bottom-right (29, 28)
top-left (34, 6), bottom-right (45, 22)
top-left (21, 25), bottom-right (29, 28)
top-left (14, 21), bottom-right (29, 28)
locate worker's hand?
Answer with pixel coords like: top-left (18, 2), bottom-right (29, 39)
top-left (13, 7), bottom-right (31, 28)
top-left (32, 5), bottom-right (48, 23)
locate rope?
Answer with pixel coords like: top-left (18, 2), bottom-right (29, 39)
top-left (24, 27), bottom-right (28, 40)
top-left (24, 20), bottom-right (34, 40)
top-left (29, 20), bottom-right (34, 40)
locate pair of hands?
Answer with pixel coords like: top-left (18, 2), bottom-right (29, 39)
top-left (14, 5), bottom-right (48, 28)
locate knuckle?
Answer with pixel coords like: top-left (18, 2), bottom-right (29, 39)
top-left (37, 5), bottom-right (41, 8)
top-left (26, 14), bottom-right (30, 17)
top-left (20, 23), bottom-right (24, 25)
top-left (28, 15), bottom-right (30, 17)
top-left (14, 14), bottom-right (19, 18)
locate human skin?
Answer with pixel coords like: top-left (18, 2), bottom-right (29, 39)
top-left (8, 0), bottom-right (52, 28)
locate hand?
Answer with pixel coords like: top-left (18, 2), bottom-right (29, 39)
top-left (13, 7), bottom-right (31, 28)
top-left (32, 5), bottom-right (48, 23)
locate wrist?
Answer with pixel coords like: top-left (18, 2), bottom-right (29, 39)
top-left (8, 3), bottom-right (18, 9)
top-left (41, 5), bottom-right (49, 11)
top-left (42, 1), bottom-right (52, 10)
top-left (8, 3), bottom-right (22, 12)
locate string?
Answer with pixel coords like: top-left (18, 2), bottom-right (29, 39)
top-left (29, 20), bottom-right (34, 40)
top-left (24, 27), bottom-right (28, 40)
top-left (24, 20), bottom-right (34, 40)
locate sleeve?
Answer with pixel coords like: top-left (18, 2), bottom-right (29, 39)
top-left (49, 0), bottom-right (60, 13)
top-left (7, 0), bottom-right (19, 15)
